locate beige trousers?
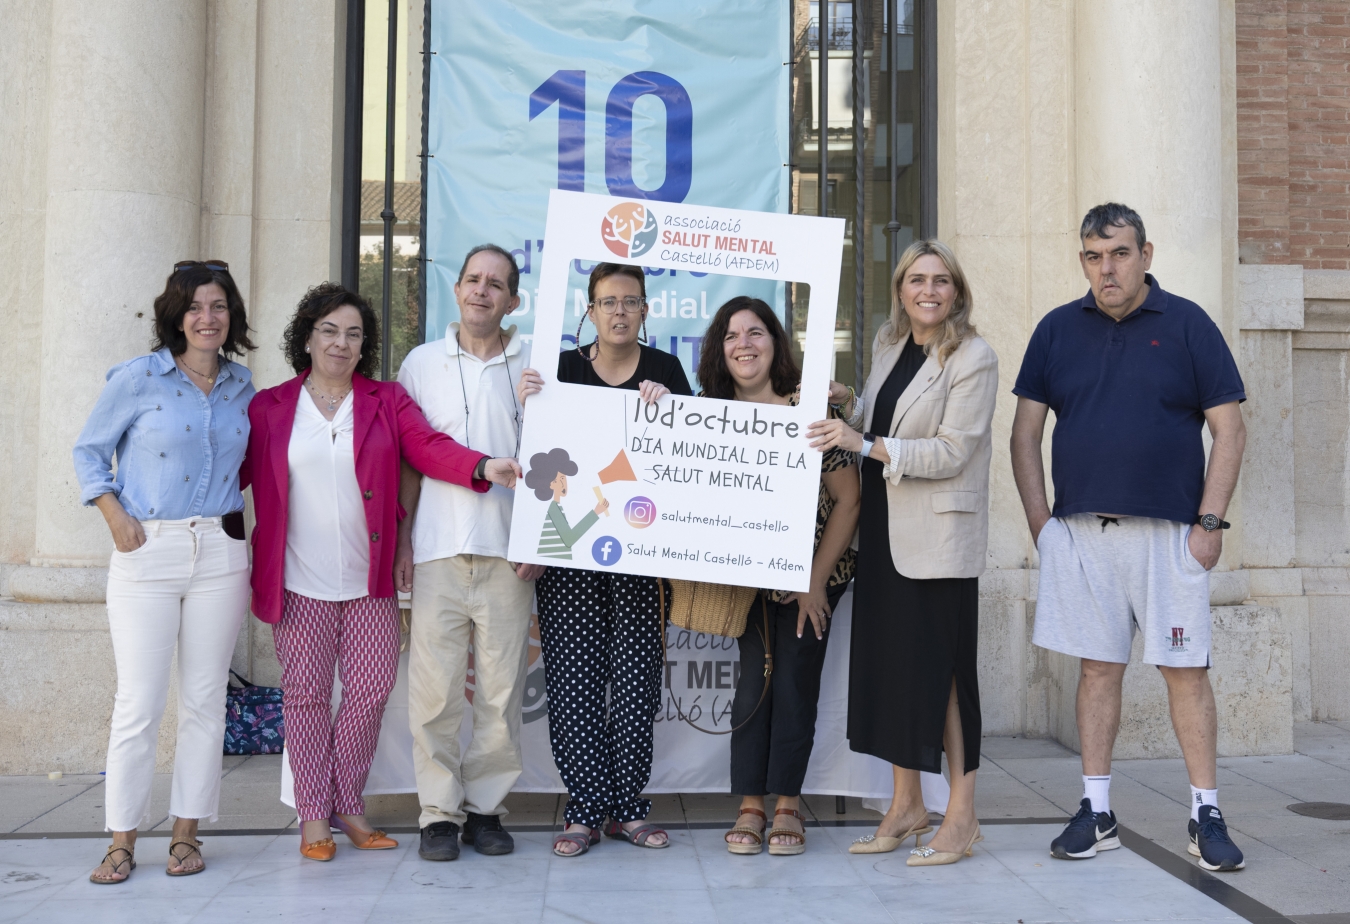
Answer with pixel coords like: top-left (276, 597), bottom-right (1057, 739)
top-left (409, 554), bottom-right (534, 827)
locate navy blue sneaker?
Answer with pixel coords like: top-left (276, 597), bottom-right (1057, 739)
top-left (1188, 805), bottom-right (1245, 871)
top-left (1050, 798), bottom-right (1121, 859)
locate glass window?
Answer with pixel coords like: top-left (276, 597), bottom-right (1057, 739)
top-left (356, 0), bottom-right (425, 379)
top-left (793, 0), bottom-right (924, 390)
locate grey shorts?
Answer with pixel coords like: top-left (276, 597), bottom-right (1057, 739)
top-left (1032, 514), bottom-right (1211, 667)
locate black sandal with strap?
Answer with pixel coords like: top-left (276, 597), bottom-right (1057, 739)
top-left (167, 836), bottom-right (205, 876)
top-left (90, 844), bottom-right (136, 884)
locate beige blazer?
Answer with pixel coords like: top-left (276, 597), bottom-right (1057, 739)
top-left (859, 332), bottom-right (998, 579)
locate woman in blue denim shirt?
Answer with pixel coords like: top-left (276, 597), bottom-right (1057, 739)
top-left (73, 261), bottom-right (257, 884)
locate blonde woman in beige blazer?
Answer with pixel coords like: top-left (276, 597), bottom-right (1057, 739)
top-left (809, 240), bottom-right (997, 867)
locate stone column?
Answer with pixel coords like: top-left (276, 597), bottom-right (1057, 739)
top-left (24, 2), bottom-right (207, 588)
top-left (1074, 0), bottom-right (1242, 570)
top-left (1074, 0), bottom-right (1227, 327)
top-left (0, 0), bottom-right (53, 576)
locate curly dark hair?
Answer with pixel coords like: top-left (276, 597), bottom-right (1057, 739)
top-left (587, 262), bottom-right (646, 303)
top-left (696, 296), bottom-right (800, 400)
top-left (524, 448), bottom-right (578, 501)
top-left (150, 262), bottom-right (256, 357)
top-left (282, 282), bottom-right (380, 377)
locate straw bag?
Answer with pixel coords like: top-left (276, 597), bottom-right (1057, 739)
top-left (658, 579), bottom-right (772, 735)
top-left (664, 578), bottom-right (757, 637)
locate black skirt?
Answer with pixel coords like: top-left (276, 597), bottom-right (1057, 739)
top-left (846, 454), bottom-right (981, 775)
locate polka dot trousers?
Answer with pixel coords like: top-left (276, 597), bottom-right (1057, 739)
top-left (535, 568), bottom-right (663, 830)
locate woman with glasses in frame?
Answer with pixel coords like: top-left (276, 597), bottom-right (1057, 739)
top-left (516, 262), bottom-right (691, 856)
top-left (246, 283), bottom-right (522, 861)
top-left (74, 260), bottom-right (256, 883)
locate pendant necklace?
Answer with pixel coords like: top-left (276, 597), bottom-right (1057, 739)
top-left (179, 355), bottom-right (219, 385)
top-left (307, 378), bottom-right (349, 413)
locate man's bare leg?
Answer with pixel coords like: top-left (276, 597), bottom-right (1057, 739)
top-left (1158, 666), bottom-right (1217, 788)
top-left (1078, 659), bottom-right (1127, 776)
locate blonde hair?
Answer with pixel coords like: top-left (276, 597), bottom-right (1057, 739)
top-left (877, 239), bottom-right (977, 366)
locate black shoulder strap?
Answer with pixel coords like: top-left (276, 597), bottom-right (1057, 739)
top-left (658, 580), bottom-right (772, 736)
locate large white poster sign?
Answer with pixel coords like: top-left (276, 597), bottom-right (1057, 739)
top-left (506, 191), bottom-right (844, 593)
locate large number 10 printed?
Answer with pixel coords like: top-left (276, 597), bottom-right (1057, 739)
top-left (530, 70), bottom-right (693, 204)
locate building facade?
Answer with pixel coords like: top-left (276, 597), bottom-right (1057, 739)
top-left (1, 0), bottom-right (1346, 773)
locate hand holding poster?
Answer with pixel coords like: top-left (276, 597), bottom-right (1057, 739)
top-left (506, 191), bottom-right (845, 592)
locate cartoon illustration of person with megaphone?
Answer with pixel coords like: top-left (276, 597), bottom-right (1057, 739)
top-left (525, 448), bottom-right (609, 559)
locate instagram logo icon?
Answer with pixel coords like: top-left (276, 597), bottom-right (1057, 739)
top-left (624, 496), bottom-right (656, 529)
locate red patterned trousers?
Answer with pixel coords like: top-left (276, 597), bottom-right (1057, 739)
top-left (273, 591), bottom-right (401, 821)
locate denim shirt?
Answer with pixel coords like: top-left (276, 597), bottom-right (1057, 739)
top-left (73, 348), bottom-right (256, 520)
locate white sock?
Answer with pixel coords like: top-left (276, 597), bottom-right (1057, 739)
top-left (1083, 775), bottom-right (1111, 814)
top-left (1190, 786), bottom-right (1217, 822)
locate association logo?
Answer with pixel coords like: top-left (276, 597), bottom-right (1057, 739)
top-left (624, 496), bottom-right (656, 529)
top-left (592, 535), bottom-right (622, 566)
top-left (601, 202), bottom-right (659, 259)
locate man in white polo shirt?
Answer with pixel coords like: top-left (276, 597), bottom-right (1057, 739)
top-left (395, 243), bottom-right (542, 861)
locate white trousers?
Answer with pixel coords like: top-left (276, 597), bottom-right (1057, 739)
top-left (103, 516), bottom-right (250, 831)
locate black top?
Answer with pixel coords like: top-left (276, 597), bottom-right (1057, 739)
top-left (869, 336), bottom-right (928, 438)
top-left (1012, 274), bottom-right (1246, 523)
top-left (557, 343), bottom-right (693, 395)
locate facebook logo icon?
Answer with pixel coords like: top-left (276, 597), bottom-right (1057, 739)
top-left (591, 536), bottom-right (622, 566)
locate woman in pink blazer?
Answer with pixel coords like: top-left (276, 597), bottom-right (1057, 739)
top-left (246, 283), bottom-right (520, 860)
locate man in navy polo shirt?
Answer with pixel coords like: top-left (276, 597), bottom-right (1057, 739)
top-left (1011, 203), bottom-right (1248, 872)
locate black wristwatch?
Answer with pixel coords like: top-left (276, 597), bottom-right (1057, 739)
top-left (1196, 513), bottom-right (1230, 531)
top-left (474, 457), bottom-right (489, 481)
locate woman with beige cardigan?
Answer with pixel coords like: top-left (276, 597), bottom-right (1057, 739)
top-left (809, 239), bottom-right (997, 867)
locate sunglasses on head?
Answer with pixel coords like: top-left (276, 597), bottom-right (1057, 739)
top-left (174, 259), bottom-right (230, 274)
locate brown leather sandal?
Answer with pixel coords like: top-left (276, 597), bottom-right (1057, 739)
top-left (89, 844), bottom-right (136, 884)
top-left (725, 807), bottom-right (768, 855)
top-left (766, 807), bottom-right (807, 856)
top-left (167, 836), bottom-right (205, 876)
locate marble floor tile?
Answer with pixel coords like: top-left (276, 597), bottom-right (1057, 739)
top-left (692, 828), bottom-right (868, 890)
top-left (17, 896), bottom-right (214, 923)
top-left (870, 879), bottom-right (1067, 924)
top-left (373, 886), bottom-right (547, 922)
top-left (0, 825), bottom-right (1258, 924)
top-left (709, 884), bottom-right (897, 924)
top-left (544, 888), bottom-right (717, 923)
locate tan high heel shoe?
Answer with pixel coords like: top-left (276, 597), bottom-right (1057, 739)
top-left (907, 824), bottom-right (983, 866)
top-left (848, 818), bottom-right (934, 854)
top-left (329, 814), bottom-right (398, 850)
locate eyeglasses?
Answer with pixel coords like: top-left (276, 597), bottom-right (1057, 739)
top-left (591, 296), bottom-right (647, 314)
top-left (315, 323), bottom-right (365, 345)
top-left (174, 259), bottom-right (230, 273)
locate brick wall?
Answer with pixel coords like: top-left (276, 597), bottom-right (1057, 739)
top-left (1238, 1), bottom-right (1350, 270)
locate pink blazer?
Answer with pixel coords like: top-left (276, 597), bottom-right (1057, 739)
top-left (243, 370), bottom-right (488, 624)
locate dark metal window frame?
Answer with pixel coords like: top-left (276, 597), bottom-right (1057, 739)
top-left (342, 0), bottom-right (936, 382)
top-left (339, 0), bottom-right (423, 380)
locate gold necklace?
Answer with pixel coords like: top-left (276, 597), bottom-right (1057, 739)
top-left (178, 355), bottom-right (219, 384)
